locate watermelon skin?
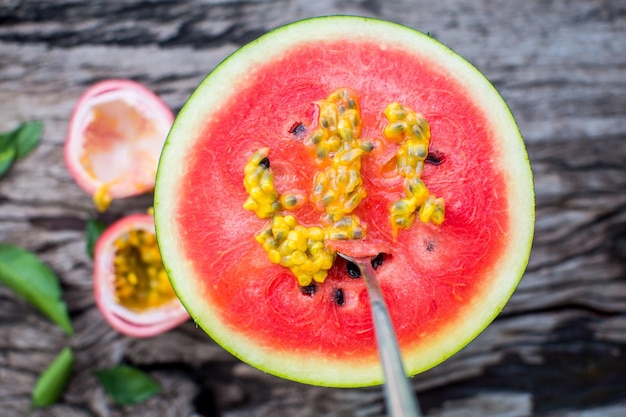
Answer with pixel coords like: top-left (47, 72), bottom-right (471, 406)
top-left (155, 16), bottom-right (534, 387)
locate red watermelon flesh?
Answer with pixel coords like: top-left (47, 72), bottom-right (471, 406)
top-left (155, 16), bottom-right (534, 387)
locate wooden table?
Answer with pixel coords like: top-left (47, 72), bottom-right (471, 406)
top-left (1, 1), bottom-right (625, 416)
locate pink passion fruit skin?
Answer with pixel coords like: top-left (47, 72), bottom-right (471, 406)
top-left (64, 79), bottom-right (174, 206)
top-left (94, 214), bottom-right (189, 337)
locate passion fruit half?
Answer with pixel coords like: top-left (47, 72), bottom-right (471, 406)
top-left (93, 213), bottom-right (188, 337)
top-left (65, 79), bottom-right (174, 211)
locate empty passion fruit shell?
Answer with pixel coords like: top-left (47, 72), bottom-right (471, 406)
top-left (94, 213), bottom-right (189, 337)
top-left (65, 79), bottom-right (174, 211)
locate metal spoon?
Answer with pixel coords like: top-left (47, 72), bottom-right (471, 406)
top-left (337, 252), bottom-right (422, 417)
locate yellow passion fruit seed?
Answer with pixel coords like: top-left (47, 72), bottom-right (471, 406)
top-left (93, 182), bottom-right (114, 212)
top-left (383, 102), bottom-right (445, 235)
top-left (243, 90), bottom-right (445, 286)
top-left (243, 147), bottom-right (282, 218)
top-left (113, 229), bottom-right (177, 311)
top-left (255, 214), bottom-right (336, 286)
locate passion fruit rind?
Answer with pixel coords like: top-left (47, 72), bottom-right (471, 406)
top-left (243, 88), bottom-right (445, 286)
top-left (94, 214), bottom-right (189, 337)
top-left (65, 79), bottom-right (174, 213)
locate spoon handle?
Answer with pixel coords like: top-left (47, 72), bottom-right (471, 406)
top-left (359, 260), bottom-right (422, 417)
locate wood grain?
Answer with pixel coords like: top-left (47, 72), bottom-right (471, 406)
top-left (1, 0), bottom-right (625, 416)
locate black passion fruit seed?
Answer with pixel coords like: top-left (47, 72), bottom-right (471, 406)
top-left (259, 157), bottom-right (270, 169)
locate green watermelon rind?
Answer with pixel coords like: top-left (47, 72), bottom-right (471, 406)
top-left (155, 15), bottom-right (535, 387)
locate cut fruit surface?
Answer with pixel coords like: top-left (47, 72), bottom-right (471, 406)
top-left (94, 214), bottom-right (189, 337)
top-left (65, 79), bottom-right (174, 211)
top-left (155, 16), bottom-right (535, 387)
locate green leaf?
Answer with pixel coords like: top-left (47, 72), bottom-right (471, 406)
top-left (32, 347), bottom-right (74, 408)
top-left (86, 218), bottom-right (107, 259)
top-left (0, 130), bottom-right (15, 149)
top-left (0, 244), bottom-right (73, 335)
top-left (94, 365), bottom-right (161, 405)
top-left (0, 121), bottom-right (42, 178)
top-left (0, 138), bottom-right (17, 178)
top-left (14, 120), bottom-right (43, 159)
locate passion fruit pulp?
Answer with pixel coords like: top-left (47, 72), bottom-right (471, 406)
top-left (65, 79), bottom-right (174, 211)
top-left (93, 213), bottom-right (188, 337)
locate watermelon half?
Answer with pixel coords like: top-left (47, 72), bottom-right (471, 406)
top-left (155, 16), bottom-right (534, 387)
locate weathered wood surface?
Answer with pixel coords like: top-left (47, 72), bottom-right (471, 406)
top-left (1, 0), bottom-right (625, 416)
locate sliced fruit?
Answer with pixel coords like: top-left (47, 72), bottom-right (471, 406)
top-left (65, 79), bottom-right (174, 211)
top-left (93, 213), bottom-right (188, 337)
top-left (154, 16), bottom-right (535, 387)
